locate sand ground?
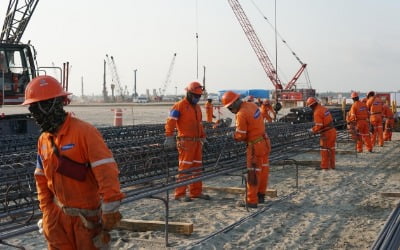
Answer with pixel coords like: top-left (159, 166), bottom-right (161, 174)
top-left (1, 104), bottom-right (399, 250)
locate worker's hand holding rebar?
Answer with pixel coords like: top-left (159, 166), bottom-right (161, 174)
top-left (163, 136), bottom-right (176, 149)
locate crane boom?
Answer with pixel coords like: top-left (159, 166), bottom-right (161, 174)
top-left (160, 53), bottom-right (177, 98)
top-left (0, 0), bottom-right (39, 43)
top-left (105, 54), bottom-right (124, 100)
top-left (228, 0), bottom-right (307, 91)
top-left (228, 0), bottom-right (282, 90)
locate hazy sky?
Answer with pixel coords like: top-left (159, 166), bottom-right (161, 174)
top-left (2, 0), bottom-right (399, 96)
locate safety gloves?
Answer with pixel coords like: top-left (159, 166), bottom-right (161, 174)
top-left (163, 136), bottom-right (176, 149)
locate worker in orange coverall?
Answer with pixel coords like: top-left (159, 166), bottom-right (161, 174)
top-left (306, 97), bottom-right (337, 170)
top-left (348, 92), bottom-right (373, 153)
top-left (382, 103), bottom-right (394, 141)
top-left (22, 76), bottom-right (124, 250)
top-left (366, 91), bottom-right (384, 146)
top-left (204, 98), bottom-right (216, 122)
top-left (164, 81), bottom-right (210, 202)
top-left (222, 91), bottom-right (270, 208)
top-left (260, 99), bottom-right (276, 123)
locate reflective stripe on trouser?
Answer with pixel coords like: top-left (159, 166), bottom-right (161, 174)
top-left (356, 120), bottom-right (373, 152)
top-left (175, 140), bottom-right (203, 198)
top-left (320, 129), bottom-right (336, 169)
top-left (371, 119), bottom-right (384, 146)
top-left (43, 203), bottom-right (100, 250)
top-left (384, 119), bottom-right (394, 141)
top-left (246, 138), bottom-right (270, 204)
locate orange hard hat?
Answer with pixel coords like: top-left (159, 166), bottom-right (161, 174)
top-left (351, 92), bottom-right (359, 98)
top-left (221, 91), bottom-right (240, 108)
top-left (22, 75), bottom-right (71, 105)
top-left (185, 81), bottom-right (203, 95)
top-left (306, 97), bottom-right (318, 107)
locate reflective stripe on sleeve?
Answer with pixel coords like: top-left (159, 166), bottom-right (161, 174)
top-left (236, 129), bottom-right (247, 134)
top-left (91, 157), bottom-right (116, 168)
top-left (34, 168), bottom-right (45, 176)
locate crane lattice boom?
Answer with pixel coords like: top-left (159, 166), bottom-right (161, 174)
top-left (0, 0), bottom-right (39, 43)
top-left (160, 53), bottom-right (177, 98)
top-left (106, 54), bottom-right (124, 100)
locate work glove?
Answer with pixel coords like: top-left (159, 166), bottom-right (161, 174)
top-left (37, 219), bottom-right (43, 234)
top-left (163, 136), bottom-right (176, 149)
top-left (93, 230), bottom-right (111, 249)
top-left (101, 211), bottom-right (122, 231)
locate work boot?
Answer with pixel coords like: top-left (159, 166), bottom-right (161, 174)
top-left (257, 193), bottom-right (265, 204)
top-left (236, 200), bottom-right (257, 208)
top-left (175, 196), bottom-right (192, 202)
top-left (192, 194), bottom-right (211, 200)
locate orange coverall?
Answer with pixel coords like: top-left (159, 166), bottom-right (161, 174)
top-left (234, 102), bottom-right (270, 205)
top-left (165, 98), bottom-right (206, 199)
top-left (311, 104), bottom-right (337, 169)
top-left (382, 104), bottom-right (394, 141)
top-left (35, 113), bottom-right (124, 250)
top-left (204, 101), bottom-right (214, 122)
top-left (349, 100), bottom-right (373, 152)
top-left (260, 104), bottom-right (276, 123)
top-left (367, 96), bottom-right (384, 146)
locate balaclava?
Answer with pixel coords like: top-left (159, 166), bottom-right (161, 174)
top-left (28, 97), bottom-right (67, 133)
top-left (186, 91), bottom-right (201, 105)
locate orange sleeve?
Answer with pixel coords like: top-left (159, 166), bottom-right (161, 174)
top-left (234, 111), bottom-right (248, 141)
top-left (165, 103), bottom-right (179, 136)
top-left (85, 127), bottom-right (125, 203)
top-left (349, 104), bottom-right (357, 122)
top-left (35, 138), bottom-right (54, 212)
top-left (312, 107), bottom-right (324, 133)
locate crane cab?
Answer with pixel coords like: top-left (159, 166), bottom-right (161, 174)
top-left (0, 43), bottom-right (37, 105)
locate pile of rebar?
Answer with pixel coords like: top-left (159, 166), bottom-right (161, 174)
top-left (0, 121), bottom-right (348, 241)
top-left (372, 201), bottom-right (400, 250)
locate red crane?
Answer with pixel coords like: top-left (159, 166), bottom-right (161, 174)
top-left (228, 0), bottom-right (306, 91)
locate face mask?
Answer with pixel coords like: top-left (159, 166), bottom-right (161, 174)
top-left (191, 97), bottom-right (200, 104)
top-left (29, 98), bottom-right (67, 133)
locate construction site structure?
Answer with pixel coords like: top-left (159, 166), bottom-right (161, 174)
top-left (105, 54), bottom-right (125, 102)
top-left (227, 0), bottom-right (314, 107)
top-left (157, 52), bottom-right (177, 101)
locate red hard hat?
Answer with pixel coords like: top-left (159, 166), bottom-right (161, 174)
top-left (185, 81), bottom-right (203, 95)
top-left (222, 91), bottom-right (240, 108)
top-left (351, 92), bottom-right (359, 98)
top-left (306, 97), bottom-right (318, 107)
top-left (22, 75), bottom-right (71, 105)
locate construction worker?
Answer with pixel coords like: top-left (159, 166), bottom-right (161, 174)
top-left (306, 97), bottom-right (337, 170)
top-left (382, 102), bottom-right (394, 141)
top-left (348, 92), bottom-right (373, 153)
top-left (164, 81), bottom-right (210, 202)
top-left (260, 99), bottom-right (276, 123)
top-left (366, 91), bottom-right (384, 146)
top-left (204, 98), bottom-right (216, 122)
top-left (222, 91), bottom-right (270, 208)
top-left (22, 76), bottom-right (124, 249)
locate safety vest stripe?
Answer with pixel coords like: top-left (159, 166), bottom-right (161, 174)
top-left (34, 168), bottom-right (45, 176)
top-left (236, 129), bottom-right (247, 134)
top-left (180, 160), bottom-right (193, 165)
top-left (193, 160), bottom-right (202, 164)
top-left (91, 158), bottom-right (115, 168)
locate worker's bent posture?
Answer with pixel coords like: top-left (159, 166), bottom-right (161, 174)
top-left (306, 97), bottom-right (337, 170)
top-left (222, 91), bottom-right (270, 208)
top-left (23, 75), bottom-right (124, 249)
top-left (366, 91), bottom-right (384, 147)
top-left (164, 81), bottom-right (210, 202)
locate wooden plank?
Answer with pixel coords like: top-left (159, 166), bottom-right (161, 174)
top-left (203, 186), bottom-right (277, 198)
top-left (116, 219), bottom-right (193, 235)
top-left (381, 192), bottom-right (400, 198)
top-left (272, 160), bottom-right (320, 167)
